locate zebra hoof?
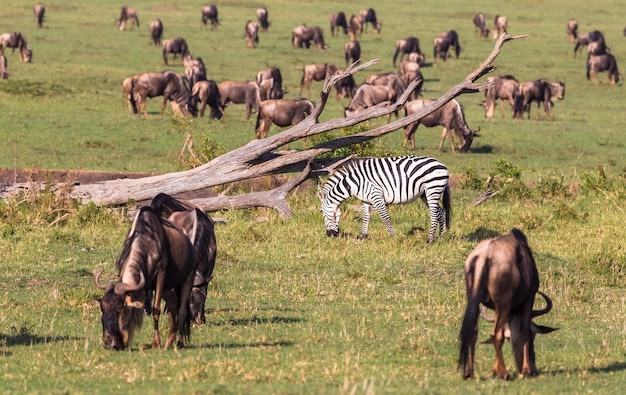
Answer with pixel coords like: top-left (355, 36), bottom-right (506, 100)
top-left (356, 233), bottom-right (369, 240)
top-left (326, 229), bottom-right (339, 237)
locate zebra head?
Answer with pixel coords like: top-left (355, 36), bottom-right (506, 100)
top-left (318, 186), bottom-right (341, 237)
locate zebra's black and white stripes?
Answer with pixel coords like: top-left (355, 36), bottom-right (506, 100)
top-left (318, 156), bottom-right (451, 243)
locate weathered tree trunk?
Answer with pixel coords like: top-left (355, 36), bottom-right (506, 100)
top-left (0, 34), bottom-right (526, 217)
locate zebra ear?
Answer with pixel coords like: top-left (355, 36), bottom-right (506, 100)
top-left (316, 185), bottom-right (325, 201)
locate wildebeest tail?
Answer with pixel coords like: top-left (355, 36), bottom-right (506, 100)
top-left (513, 91), bottom-right (524, 117)
top-left (129, 78), bottom-right (138, 114)
top-left (255, 103), bottom-right (263, 131)
top-left (392, 47), bottom-right (400, 67)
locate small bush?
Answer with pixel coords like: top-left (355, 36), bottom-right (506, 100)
top-left (310, 122), bottom-right (394, 159)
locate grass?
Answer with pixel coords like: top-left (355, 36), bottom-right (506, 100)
top-left (0, 0), bottom-right (625, 394)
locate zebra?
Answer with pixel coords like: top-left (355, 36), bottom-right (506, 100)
top-left (318, 156), bottom-right (451, 243)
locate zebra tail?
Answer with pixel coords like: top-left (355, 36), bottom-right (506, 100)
top-left (443, 184), bottom-right (452, 230)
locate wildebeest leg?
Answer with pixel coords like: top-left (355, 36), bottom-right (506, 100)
top-left (491, 307), bottom-right (511, 380)
top-left (160, 95), bottom-right (169, 117)
top-left (403, 123), bottom-right (419, 150)
top-left (199, 99), bottom-right (207, 117)
top-left (438, 127), bottom-right (456, 153)
top-left (151, 283), bottom-right (165, 348)
top-left (175, 272), bottom-right (195, 348)
top-left (162, 290), bottom-right (179, 349)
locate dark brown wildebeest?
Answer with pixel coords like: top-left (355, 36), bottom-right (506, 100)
top-left (574, 30), bottom-right (605, 57)
top-left (149, 19), bottom-right (163, 47)
top-left (434, 30), bottom-right (461, 62)
top-left (408, 51), bottom-right (425, 66)
top-left (95, 206), bottom-right (198, 350)
top-left (129, 70), bottom-right (194, 118)
top-left (393, 37), bottom-right (422, 67)
top-left (292, 25), bottom-right (327, 49)
top-left (0, 32), bottom-right (33, 63)
top-left (201, 5), bottom-right (219, 30)
top-left (344, 80), bottom-right (403, 122)
top-left (191, 80), bottom-right (224, 119)
top-left (150, 193), bottom-right (217, 326)
top-left (162, 37), bottom-right (190, 66)
top-left (587, 54), bottom-right (622, 85)
top-left (244, 20), bottom-right (259, 48)
top-left (459, 228), bottom-right (557, 380)
top-left (335, 73), bottom-right (357, 100)
top-left (330, 12), bottom-right (348, 36)
top-left (397, 61), bottom-right (422, 99)
top-left (218, 80), bottom-right (261, 120)
top-left (299, 63), bottom-right (339, 96)
top-left (473, 12), bottom-right (490, 38)
top-left (513, 79), bottom-right (565, 120)
top-left (345, 38), bottom-right (361, 65)
top-left (359, 8), bottom-right (381, 34)
top-left (483, 75), bottom-right (519, 118)
top-left (493, 15), bottom-right (507, 38)
top-left (256, 6), bottom-right (269, 32)
top-left (255, 98), bottom-right (315, 139)
top-left (586, 40), bottom-right (610, 56)
top-left (34, 2), bottom-right (45, 29)
top-left (257, 67), bottom-right (284, 100)
top-left (184, 56), bottom-right (206, 94)
top-left (117, 6), bottom-right (139, 31)
top-left (567, 18), bottom-right (578, 44)
top-left (0, 53), bottom-right (8, 80)
top-left (348, 14), bottom-right (363, 37)
top-left (403, 99), bottom-right (477, 152)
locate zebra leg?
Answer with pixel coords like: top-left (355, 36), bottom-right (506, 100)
top-left (358, 203), bottom-right (373, 239)
top-left (422, 195), bottom-right (439, 243)
top-left (372, 200), bottom-right (395, 237)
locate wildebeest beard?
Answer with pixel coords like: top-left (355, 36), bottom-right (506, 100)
top-left (98, 286), bottom-right (144, 350)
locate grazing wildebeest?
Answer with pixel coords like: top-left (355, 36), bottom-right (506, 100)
top-left (586, 40), bottom-right (610, 56)
top-left (483, 75), bottom-right (519, 118)
top-left (344, 39), bottom-right (361, 65)
top-left (397, 61), bottom-right (422, 99)
top-left (493, 15), bottom-right (507, 38)
top-left (573, 30), bottom-right (605, 57)
top-left (34, 2), bottom-right (45, 29)
top-left (344, 80), bottom-right (403, 122)
top-left (459, 228), bottom-right (557, 380)
top-left (335, 74), bottom-right (357, 100)
top-left (255, 98), bottom-right (315, 139)
top-left (408, 52), bottom-right (425, 66)
top-left (129, 70), bottom-right (194, 118)
top-left (330, 12), bottom-right (348, 36)
top-left (393, 37), bottom-right (422, 67)
top-left (359, 8), bottom-right (381, 34)
top-left (0, 32), bottom-right (32, 63)
top-left (257, 67), bottom-right (284, 100)
top-left (567, 18), bottom-right (578, 43)
top-left (299, 63), bottom-right (339, 96)
top-left (434, 30), bottom-right (461, 62)
top-left (318, 156), bottom-right (451, 243)
top-left (348, 14), bottom-right (363, 37)
top-left (473, 12), bottom-right (490, 38)
top-left (162, 37), bottom-right (190, 66)
top-left (122, 77), bottom-right (133, 112)
top-left (191, 80), bottom-right (224, 119)
top-left (256, 6), bottom-right (269, 32)
top-left (292, 25), bottom-right (327, 49)
top-left (0, 53), bottom-right (8, 80)
top-left (184, 57), bottom-right (206, 94)
top-left (117, 6), bottom-right (139, 31)
top-left (403, 99), bottom-right (477, 153)
top-left (218, 80), bottom-right (261, 120)
top-left (149, 19), bottom-right (163, 47)
top-left (587, 54), bottom-right (622, 84)
top-left (513, 79), bottom-right (565, 120)
top-left (201, 5), bottom-right (219, 30)
top-left (149, 193), bottom-right (217, 326)
top-left (244, 20), bottom-right (259, 48)
top-left (95, 206), bottom-right (198, 350)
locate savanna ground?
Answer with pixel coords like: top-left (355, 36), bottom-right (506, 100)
top-left (0, 0), bottom-right (625, 394)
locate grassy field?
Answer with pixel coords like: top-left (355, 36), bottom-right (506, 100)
top-left (0, 0), bottom-right (625, 394)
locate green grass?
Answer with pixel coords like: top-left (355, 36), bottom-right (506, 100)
top-left (1, 0), bottom-right (626, 394)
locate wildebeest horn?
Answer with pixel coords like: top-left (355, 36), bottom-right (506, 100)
top-left (113, 271), bottom-right (146, 295)
top-left (531, 291), bottom-right (553, 317)
top-left (94, 271), bottom-right (113, 291)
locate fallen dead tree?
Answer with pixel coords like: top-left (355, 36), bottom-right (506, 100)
top-left (0, 34), bottom-right (526, 217)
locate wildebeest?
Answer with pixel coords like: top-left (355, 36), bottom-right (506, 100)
top-left (573, 30), bottom-right (605, 57)
top-left (149, 19), bottom-right (163, 47)
top-left (191, 80), bottom-right (224, 119)
top-left (184, 56), bottom-right (206, 94)
top-left (587, 54), bottom-right (622, 85)
top-left (245, 20), bottom-right (259, 48)
top-left (344, 79), bottom-right (403, 122)
top-left (434, 30), bottom-right (461, 62)
top-left (299, 63), bottom-right (339, 96)
top-left (292, 25), bottom-right (327, 49)
top-left (34, 2), bottom-right (45, 29)
top-left (122, 77), bottom-right (133, 112)
top-left (256, 6), bottom-right (269, 32)
top-left (348, 14), bottom-right (363, 37)
top-left (513, 79), bottom-right (565, 120)
top-left (162, 37), bottom-right (190, 66)
top-left (0, 32), bottom-right (33, 63)
top-left (459, 228), bottom-right (557, 380)
top-left (359, 8), bottom-right (381, 34)
top-left (330, 12), bottom-right (348, 36)
top-left (255, 98), bottom-right (315, 139)
top-left (393, 37), bottom-right (422, 67)
top-left (345, 38), bottom-right (361, 65)
top-left (129, 70), bottom-right (194, 118)
top-left (95, 206), bottom-right (198, 350)
top-left (586, 40), bottom-right (610, 56)
top-left (403, 99), bottom-right (477, 153)
top-left (0, 53), bottom-right (8, 80)
top-left (408, 51), bottom-right (425, 66)
top-left (201, 5), bottom-right (219, 30)
top-left (149, 193), bottom-right (217, 326)
top-left (567, 18), bottom-right (578, 43)
top-left (473, 12), bottom-right (490, 38)
top-left (117, 6), bottom-right (139, 31)
top-left (493, 15), bottom-right (507, 38)
top-left (483, 75), bottom-right (519, 118)
top-left (397, 61), bottom-right (423, 99)
top-left (218, 80), bottom-right (262, 120)
top-left (257, 67), bottom-right (284, 100)
top-left (334, 73), bottom-right (357, 100)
